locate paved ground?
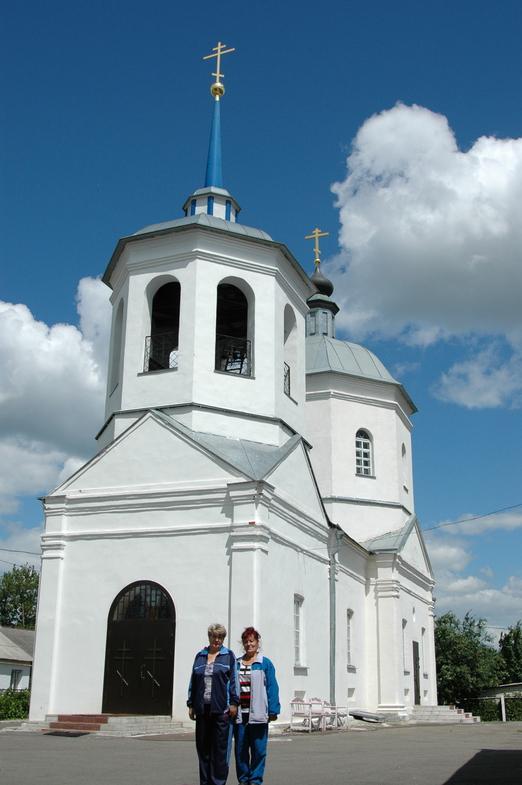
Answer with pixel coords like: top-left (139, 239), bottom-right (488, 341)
top-left (0, 722), bottom-right (521, 785)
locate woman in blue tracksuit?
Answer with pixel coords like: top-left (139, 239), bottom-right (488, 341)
top-left (187, 623), bottom-right (240, 785)
top-left (234, 627), bottom-right (280, 785)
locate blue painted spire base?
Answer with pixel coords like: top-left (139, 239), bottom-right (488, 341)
top-left (205, 99), bottom-right (223, 189)
top-left (182, 186), bottom-right (241, 223)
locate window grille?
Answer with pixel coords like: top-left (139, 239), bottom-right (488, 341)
top-left (144, 333), bottom-right (179, 372)
top-left (284, 362), bottom-right (291, 396)
top-left (112, 583), bottom-right (173, 621)
top-left (215, 335), bottom-right (251, 376)
top-left (355, 429), bottom-right (372, 475)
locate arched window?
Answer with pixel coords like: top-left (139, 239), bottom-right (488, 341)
top-left (110, 581), bottom-right (174, 621)
top-left (144, 281), bottom-right (181, 372)
top-left (355, 429), bottom-right (372, 475)
top-left (283, 305), bottom-right (297, 397)
top-left (215, 283), bottom-right (251, 376)
top-left (402, 443), bottom-right (409, 491)
top-left (109, 298), bottom-right (124, 395)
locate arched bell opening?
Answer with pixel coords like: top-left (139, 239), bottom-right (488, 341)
top-left (283, 304), bottom-right (297, 397)
top-left (215, 280), bottom-right (253, 376)
top-left (145, 281), bottom-right (181, 372)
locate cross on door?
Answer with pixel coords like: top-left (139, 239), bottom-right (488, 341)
top-left (113, 639), bottom-right (133, 696)
top-left (144, 638), bottom-right (165, 697)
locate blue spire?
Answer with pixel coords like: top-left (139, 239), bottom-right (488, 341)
top-left (205, 98), bottom-right (223, 188)
top-left (182, 42), bottom-right (241, 222)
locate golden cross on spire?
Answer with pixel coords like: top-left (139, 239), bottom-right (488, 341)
top-left (305, 228), bottom-right (329, 265)
top-left (203, 41), bottom-right (235, 97)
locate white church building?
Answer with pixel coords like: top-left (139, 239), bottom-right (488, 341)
top-left (29, 49), bottom-right (437, 723)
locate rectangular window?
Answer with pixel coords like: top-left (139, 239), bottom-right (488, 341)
top-left (294, 596), bottom-right (303, 666)
top-left (9, 669), bottom-right (22, 690)
top-left (402, 619), bottom-right (409, 671)
top-left (322, 310), bottom-right (329, 335)
top-left (347, 609), bottom-right (353, 665)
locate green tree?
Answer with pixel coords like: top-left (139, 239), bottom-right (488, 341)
top-left (499, 621), bottom-right (522, 683)
top-left (434, 611), bottom-right (507, 704)
top-left (0, 563), bottom-right (39, 629)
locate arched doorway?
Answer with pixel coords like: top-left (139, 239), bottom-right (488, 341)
top-left (102, 582), bottom-right (175, 715)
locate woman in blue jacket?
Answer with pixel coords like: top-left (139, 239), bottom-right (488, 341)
top-left (234, 627), bottom-right (280, 785)
top-left (187, 623), bottom-right (240, 785)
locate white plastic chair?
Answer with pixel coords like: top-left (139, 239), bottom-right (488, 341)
top-left (321, 701), bottom-right (338, 730)
top-left (290, 697), bottom-right (313, 732)
top-left (309, 697), bottom-right (327, 731)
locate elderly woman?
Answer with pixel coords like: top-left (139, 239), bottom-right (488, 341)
top-left (187, 623), bottom-right (240, 785)
top-left (234, 627), bottom-right (280, 785)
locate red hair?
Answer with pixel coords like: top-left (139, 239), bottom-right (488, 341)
top-left (241, 626), bottom-right (261, 642)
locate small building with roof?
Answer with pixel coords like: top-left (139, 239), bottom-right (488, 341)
top-left (0, 627), bottom-right (35, 691)
top-left (29, 45), bottom-right (437, 723)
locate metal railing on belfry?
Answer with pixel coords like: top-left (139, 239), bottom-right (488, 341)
top-left (215, 334), bottom-right (251, 376)
top-left (284, 362), bottom-right (291, 396)
top-left (144, 333), bottom-right (179, 372)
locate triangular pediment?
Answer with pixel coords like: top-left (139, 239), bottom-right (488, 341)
top-left (51, 410), bottom-right (251, 496)
top-left (362, 515), bottom-right (434, 580)
top-left (264, 439), bottom-right (328, 523)
top-left (399, 520), bottom-right (434, 578)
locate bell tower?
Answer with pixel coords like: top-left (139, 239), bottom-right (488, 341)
top-left (98, 43), bottom-right (316, 451)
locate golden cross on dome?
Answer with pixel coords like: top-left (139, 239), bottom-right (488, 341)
top-left (305, 228), bottom-right (329, 265)
top-left (203, 41), bottom-right (235, 89)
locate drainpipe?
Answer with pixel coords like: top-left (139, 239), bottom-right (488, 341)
top-left (328, 526), bottom-right (343, 706)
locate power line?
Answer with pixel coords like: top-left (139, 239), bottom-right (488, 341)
top-left (0, 548), bottom-right (41, 556)
top-left (421, 502), bottom-right (522, 532)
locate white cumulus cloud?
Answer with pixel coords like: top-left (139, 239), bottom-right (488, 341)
top-left (0, 278), bottom-right (111, 569)
top-left (329, 103), bottom-right (522, 408)
top-left (424, 525), bottom-right (522, 629)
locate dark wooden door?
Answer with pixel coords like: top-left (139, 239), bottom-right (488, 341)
top-left (102, 582), bottom-right (175, 715)
top-left (412, 640), bottom-right (421, 705)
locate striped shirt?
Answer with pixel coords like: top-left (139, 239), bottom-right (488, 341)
top-left (238, 663), bottom-right (251, 713)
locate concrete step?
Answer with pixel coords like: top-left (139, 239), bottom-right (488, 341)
top-left (20, 714), bottom-right (184, 736)
top-left (411, 705), bottom-right (481, 724)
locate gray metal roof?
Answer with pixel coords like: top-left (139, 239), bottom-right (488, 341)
top-left (306, 335), bottom-right (417, 412)
top-left (102, 213), bottom-right (317, 299)
top-left (361, 516), bottom-right (417, 553)
top-left (158, 411), bottom-right (302, 481)
top-left (307, 335), bottom-right (396, 381)
top-left (0, 627), bottom-right (35, 663)
top-left (133, 212), bottom-right (273, 242)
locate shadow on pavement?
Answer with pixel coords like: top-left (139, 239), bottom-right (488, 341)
top-left (443, 749), bottom-right (522, 784)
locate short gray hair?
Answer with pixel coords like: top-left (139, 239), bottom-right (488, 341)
top-left (208, 623), bottom-right (227, 639)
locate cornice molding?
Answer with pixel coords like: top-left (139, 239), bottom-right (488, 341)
top-left (306, 389), bottom-right (413, 429)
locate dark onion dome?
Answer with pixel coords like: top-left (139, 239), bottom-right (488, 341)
top-left (310, 263), bottom-right (334, 297)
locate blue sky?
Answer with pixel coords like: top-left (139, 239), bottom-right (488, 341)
top-left (1, 0), bottom-right (521, 637)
